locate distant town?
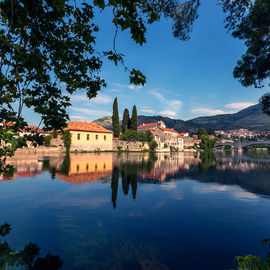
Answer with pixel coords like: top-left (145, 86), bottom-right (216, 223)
top-left (1, 98), bottom-right (270, 154)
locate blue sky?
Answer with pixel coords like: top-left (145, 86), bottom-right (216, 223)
top-left (26, 1), bottom-right (268, 125)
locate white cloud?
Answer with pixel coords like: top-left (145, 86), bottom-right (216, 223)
top-left (190, 107), bottom-right (234, 116)
top-left (149, 90), bottom-right (182, 118)
top-left (70, 115), bottom-right (88, 121)
top-left (140, 109), bottom-right (155, 114)
top-left (71, 94), bottom-right (112, 104)
top-left (159, 110), bottom-right (176, 118)
top-left (111, 89), bottom-right (121, 92)
top-left (225, 102), bottom-right (256, 110)
top-left (113, 83), bottom-right (143, 90)
top-left (70, 107), bottom-right (111, 120)
top-left (149, 90), bottom-right (167, 103)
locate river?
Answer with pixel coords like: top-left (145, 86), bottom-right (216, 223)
top-left (0, 151), bottom-right (270, 269)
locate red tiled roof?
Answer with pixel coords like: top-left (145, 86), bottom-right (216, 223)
top-left (66, 121), bottom-right (113, 134)
top-left (56, 171), bottom-right (111, 184)
top-left (0, 121), bottom-right (16, 127)
top-left (138, 122), bottom-right (158, 129)
top-left (159, 127), bottom-right (178, 133)
top-left (19, 126), bottom-right (44, 133)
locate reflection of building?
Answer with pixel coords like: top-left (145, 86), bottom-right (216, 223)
top-left (0, 154), bottom-right (55, 181)
top-left (138, 153), bottom-right (198, 182)
top-left (56, 153), bottom-right (113, 184)
top-left (67, 121), bottom-right (113, 151)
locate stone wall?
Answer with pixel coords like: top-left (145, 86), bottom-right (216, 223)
top-left (70, 142), bottom-right (112, 152)
top-left (112, 140), bottom-right (149, 151)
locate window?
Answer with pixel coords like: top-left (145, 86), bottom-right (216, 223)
top-left (95, 163), bottom-right (97, 170)
top-left (86, 164), bottom-right (89, 171)
top-left (103, 164), bottom-right (106, 169)
top-left (104, 135), bottom-right (106, 141)
top-left (76, 164), bottom-right (79, 172)
top-left (77, 133), bottom-right (80, 140)
top-left (87, 134), bottom-right (90, 140)
top-left (96, 135), bottom-right (98, 140)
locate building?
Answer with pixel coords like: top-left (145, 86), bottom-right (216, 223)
top-left (138, 121), bottom-right (166, 131)
top-left (19, 126), bottom-right (45, 137)
top-left (138, 121), bottom-right (183, 151)
top-left (66, 121), bottom-right (113, 151)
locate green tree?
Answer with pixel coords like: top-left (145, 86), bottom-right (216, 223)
top-left (122, 108), bottom-right (130, 133)
top-left (200, 135), bottom-right (216, 152)
top-left (130, 105), bottom-right (138, 131)
top-left (112, 97), bottom-right (120, 138)
top-left (120, 130), bottom-right (148, 142)
top-left (0, 0), bottom-right (200, 170)
top-left (197, 127), bottom-right (208, 139)
top-left (260, 94), bottom-right (270, 117)
top-left (62, 130), bottom-right (71, 152)
top-left (148, 141), bottom-right (158, 151)
top-left (221, 0), bottom-right (270, 115)
top-left (145, 130), bottom-right (154, 142)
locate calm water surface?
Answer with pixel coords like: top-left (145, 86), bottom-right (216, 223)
top-left (0, 151), bottom-right (270, 269)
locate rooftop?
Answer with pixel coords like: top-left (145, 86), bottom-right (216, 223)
top-left (138, 122), bottom-right (159, 129)
top-left (159, 127), bottom-right (178, 133)
top-left (67, 121), bottom-right (113, 134)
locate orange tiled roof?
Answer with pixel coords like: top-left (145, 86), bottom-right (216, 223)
top-left (0, 121), bottom-right (16, 127)
top-left (159, 127), bottom-right (178, 133)
top-left (56, 171), bottom-right (111, 184)
top-left (66, 121), bottom-right (113, 134)
top-left (19, 126), bottom-right (44, 133)
top-left (138, 122), bottom-right (158, 129)
top-left (178, 133), bottom-right (188, 137)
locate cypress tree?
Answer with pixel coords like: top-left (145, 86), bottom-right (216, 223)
top-left (122, 108), bottom-right (130, 133)
top-left (112, 97), bottom-right (120, 138)
top-left (130, 105), bottom-right (138, 131)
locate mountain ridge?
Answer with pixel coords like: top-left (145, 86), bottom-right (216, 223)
top-left (93, 104), bottom-right (270, 132)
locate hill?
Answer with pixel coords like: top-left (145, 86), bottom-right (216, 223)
top-left (93, 104), bottom-right (270, 132)
top-left (187, 104), bottom-right (270, 131)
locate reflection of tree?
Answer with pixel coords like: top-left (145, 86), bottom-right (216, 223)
top-left (198, 152), bottom-right (217, 173)
top-left (111, 166), bottom-right (119, 208)
top-left (0, 223), bottom-right (62, 269)
top-left (121, 171), bottom-right (130, 196)
top-left (130, 174), bottom-right (138, 199)
top-left (60, 153), bottom-right (70, 175)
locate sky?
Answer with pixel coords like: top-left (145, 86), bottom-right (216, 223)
top-left (25, 1), bottom-right (268, 125)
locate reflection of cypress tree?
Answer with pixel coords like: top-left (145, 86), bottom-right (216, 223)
top-left (130, 174), bottom-right (138, 199)
top-left (121, 171), bottom-right (129, 196)
top-left (51, 167), bottom-right (56, 179)
top-left (111, 166), bottom-right (119, 208)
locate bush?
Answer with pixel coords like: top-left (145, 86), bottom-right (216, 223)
top-left (200, 135), bottom-right (216, 152)
top-left (62, 130), bottom-right (71, 151)
top-left (120, 130), bottom-right (152, 142)
top-left (44, 135), bottom-right (53, 146)
top-left (148, 141), bottom-right (158, 151)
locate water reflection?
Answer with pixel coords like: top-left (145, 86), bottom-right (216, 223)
top-left (1, 152), bottom-right (270, 269)
top-left (0, 223), bottom-right (62, 269)
top-left (2, 152), bottom-right (270, 199)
